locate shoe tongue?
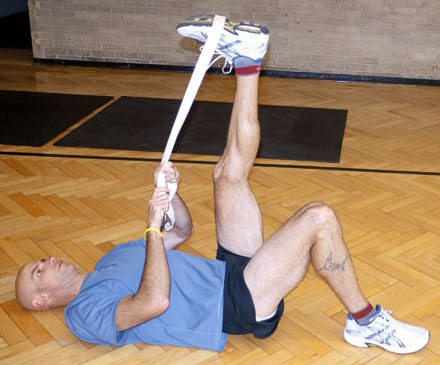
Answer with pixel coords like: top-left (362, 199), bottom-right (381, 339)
top-left (370, 307), bottom-right (382, 322)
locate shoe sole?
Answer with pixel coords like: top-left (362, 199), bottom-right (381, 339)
top-left (344, 331), bottom-right (430, 354)
top-left (177, 14), bottom-right (269, 36)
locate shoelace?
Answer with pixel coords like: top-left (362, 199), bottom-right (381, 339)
top-left (200, 46), bottom-right (234, 74)
top-left (375, 309), bottom-right (394, 343)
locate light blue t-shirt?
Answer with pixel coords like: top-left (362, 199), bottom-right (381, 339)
top-left (65, 239), bottom-right (228, 351)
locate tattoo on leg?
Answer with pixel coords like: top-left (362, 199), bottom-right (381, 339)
top-left (318, 252), bottom-right (349, 272)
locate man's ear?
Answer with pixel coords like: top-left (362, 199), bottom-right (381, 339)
top-left (32, 293), bottom-right (49, 309)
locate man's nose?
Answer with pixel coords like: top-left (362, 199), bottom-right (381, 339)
top-left (49, 257), bottom-right (56, 266)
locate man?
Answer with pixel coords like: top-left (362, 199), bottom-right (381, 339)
top-left (15, 15), bottom-right (429, 354)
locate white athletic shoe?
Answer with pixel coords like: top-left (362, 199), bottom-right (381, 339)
top-left (177, 14), bottom-right (269, 72)
top-left (343, 305), bottom-right (429, 354)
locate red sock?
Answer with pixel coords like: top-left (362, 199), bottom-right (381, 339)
top-left (233, 56), bottom-right (262, 76)
top-left (235, 65), bottom-right (261, 75)
top-left (351, 303), bottom-right (378, 325)
top-left (351, 303), bottom-right (373, 319)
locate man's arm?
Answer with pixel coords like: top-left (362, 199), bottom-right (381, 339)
top-left (115, 187), bottom-right (171, 331)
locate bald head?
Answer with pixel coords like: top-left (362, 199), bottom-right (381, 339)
top-left (15, 263), bottom-right (38, 310)
top-left (15, 258), bottom-right (85, 311)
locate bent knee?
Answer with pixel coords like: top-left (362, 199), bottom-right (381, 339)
top-left (301, 202), bottom-right (338, 227)
top-left (213, 159), bottom-right (247, 185)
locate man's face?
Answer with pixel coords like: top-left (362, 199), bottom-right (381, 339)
top-left (16, 257), bottom-right (79, 309)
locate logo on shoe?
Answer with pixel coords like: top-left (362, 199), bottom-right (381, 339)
top-left (185, 15), bottom-right (269, 36)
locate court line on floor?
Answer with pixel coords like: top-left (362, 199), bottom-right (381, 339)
top-left (1, 151), bottom-right (440, 177)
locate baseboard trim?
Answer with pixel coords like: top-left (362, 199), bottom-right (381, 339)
top-left (33, 58), bottom-right (440, 87)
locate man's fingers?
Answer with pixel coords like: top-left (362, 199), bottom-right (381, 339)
top-left (160, 162), bottom-right (178, 183)
top-left (150, 188), bottom-right (170, 206)
top-left (152, 187), bottom-right (169, 196)
top-left (163, 161), bottom-right (173, 170)
top-left (150, 196), bottom-right (170, 208)
top-left (149, 198), bottom-right (169, 220)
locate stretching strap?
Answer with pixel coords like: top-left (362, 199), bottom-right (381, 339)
top-left (157, 15), bottom-right (226, 231)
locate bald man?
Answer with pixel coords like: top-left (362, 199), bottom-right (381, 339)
top-left (16, 14), bottom-right (429, 354)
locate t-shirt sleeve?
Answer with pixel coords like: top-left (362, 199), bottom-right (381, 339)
top-left (65, 280), bottom-right (129, 346)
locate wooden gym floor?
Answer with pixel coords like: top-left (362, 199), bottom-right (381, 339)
top-left (1, 48), bottom-right (440, 364)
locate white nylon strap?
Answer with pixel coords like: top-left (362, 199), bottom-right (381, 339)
top-left (158, 15), bottom-right (225, 231)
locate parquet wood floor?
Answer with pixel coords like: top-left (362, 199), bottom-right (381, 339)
top-left (1, 49), bottom-right (440, 363)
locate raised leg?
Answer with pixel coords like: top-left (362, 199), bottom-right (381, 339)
top-left (213, 74), bottom-right (264, 257)
top-left (177, 15), bottom-right (270, 257)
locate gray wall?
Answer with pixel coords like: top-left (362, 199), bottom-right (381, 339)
top-left (29, 0), bottom-right (440, 80)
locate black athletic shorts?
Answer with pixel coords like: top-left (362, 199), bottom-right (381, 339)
top-left (217, 244), bottom-right (284, 339)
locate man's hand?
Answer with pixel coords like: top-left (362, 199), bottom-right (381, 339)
top-left (150, 161), bottom-right (193, 250)
top-left (148, 187), bottom-right (170, 229)
top-left (154, 162), bottom-right (179, 232)
top-left (154, 162), bottom-right (180, 187)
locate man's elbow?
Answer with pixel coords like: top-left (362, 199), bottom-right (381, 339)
top-left (177, 225), bottom-right (194, 247)
top-left (155, 296), bottom-right (170, 316)
top-left (134, 295), bottom-right (169, 320)
top-left (182, 223), bottom-right (194, 241)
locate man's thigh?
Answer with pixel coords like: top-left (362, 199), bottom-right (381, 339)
top-left (243, 202), bottom-right (322, 316)
top-left (214, 178), bottom-right (264, 257)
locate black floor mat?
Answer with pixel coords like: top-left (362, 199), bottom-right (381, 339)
top-left (0, 90), bottom-right (112, 146)
top-left (56, 96), bottom-right (348, 163)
